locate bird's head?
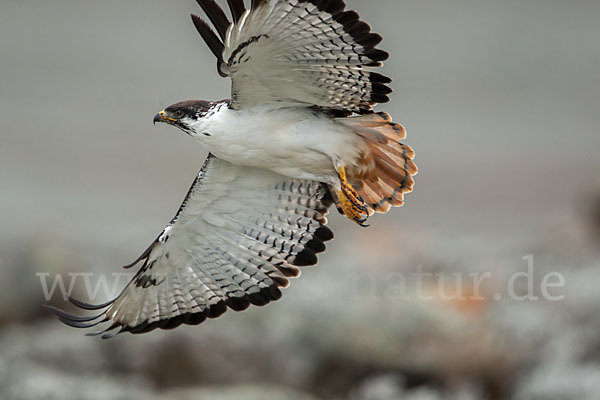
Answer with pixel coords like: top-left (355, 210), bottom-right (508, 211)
top-left (153, 100), bottom-right (226, 136)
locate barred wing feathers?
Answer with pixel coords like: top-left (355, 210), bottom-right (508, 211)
top-left (192, 0), bottom-right (392, 113)
top-left (47, 155), bottom-right (333, 338)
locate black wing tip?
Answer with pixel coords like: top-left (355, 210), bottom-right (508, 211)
top-left (46, 270), bottom-right (310, 338)
top-left (227, 296), bottom-right (252, 311)
top-left (125, 312), bottom-right (208, 335)
top-left (337, 10), bottom-right (360, 27)
top-left (364, 49), bottom-right (390, 62)
top-left (191, 14), bottom-right (225, 62)
top-left (43, 301), bottom-right (111, 332)
top-left (119, 285), bottom-right (281, 335)
top-left (359, 33), bottom-right (383, 49)
top-left (372, 82), bottom-right (393, 95)
top-left (68, 296), bottom-right (115, 310)
top-left (315, 225), bottom-right (335, 242)
top-left (370, 93), bottom-right (390, 104)
top-left (371, 72), bottom-right (392, 84)
top-left (249, 285), bottom-right (283, 306)
top-left (305, 238), bottom-right (326, 254)
top-left (293, 248), bottom-right (319, 267)
top-left (43, 303), bottom-right (106, 323)
top-left (227, 0), bottom-right (246, 23)
top-left (196, 0), bottom-right (231, 41)
top-left (123, 285), bottom-right (282, 335)
top-left (43, 295), bottom-right (123, 338)
top-left (320, 0), bottom-right (347, 16)
top-left (57, 317), bottom-right (108, 329)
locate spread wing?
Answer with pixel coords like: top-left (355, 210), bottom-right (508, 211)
top-left (46, 155), bottom-right (334, 338)
top-left (192, 0), bottom-right (392, 113)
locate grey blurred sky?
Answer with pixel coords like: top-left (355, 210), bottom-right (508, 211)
top-left (1, 0), bottom-right (599, 251)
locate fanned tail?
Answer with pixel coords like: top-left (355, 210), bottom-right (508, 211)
top-left (339, 112), bottom-right (417, 216)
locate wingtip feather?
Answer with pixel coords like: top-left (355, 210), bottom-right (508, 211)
top-left (191, 14), bottom-right (225, 62)
top-left (196, 0), bottom-right (231, 41)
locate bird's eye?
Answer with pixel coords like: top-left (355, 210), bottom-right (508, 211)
top-left (174, 110), bottom-right (185, 118)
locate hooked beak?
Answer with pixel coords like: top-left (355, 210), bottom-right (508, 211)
top-left (153, 110), bottom-right (177, 125)
top-left (153, 110), bottom-right (164, 125)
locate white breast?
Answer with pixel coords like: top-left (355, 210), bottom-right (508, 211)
top-left (188, 106), bottom-right (363, 184)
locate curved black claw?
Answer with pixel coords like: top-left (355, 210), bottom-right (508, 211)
top-left (353, 215), bottom-right (370, 227)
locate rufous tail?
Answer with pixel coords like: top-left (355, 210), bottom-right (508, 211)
top-left (338, 112), bottom-right (418, 217)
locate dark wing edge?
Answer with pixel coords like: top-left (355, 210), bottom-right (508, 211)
top-left (191, 0), bottom-right (231, 76)
top-left (44, 156), bottom-right (334, 339)
top-left (191, 0), bottom-right (392, 113)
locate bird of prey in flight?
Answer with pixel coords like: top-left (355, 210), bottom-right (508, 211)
top-left (46, 0), bottom-right (417, 338)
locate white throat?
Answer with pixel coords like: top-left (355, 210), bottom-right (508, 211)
top-left (188, 102), bottom-right (230, 138)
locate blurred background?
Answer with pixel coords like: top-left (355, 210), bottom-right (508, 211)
top-left (1, 0), bottom-right (599, 399)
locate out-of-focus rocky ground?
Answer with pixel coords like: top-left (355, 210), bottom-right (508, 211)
top-left (2, 0), bottom-right (600, 399)
top-left (2, 207), bottom-right (600, 400)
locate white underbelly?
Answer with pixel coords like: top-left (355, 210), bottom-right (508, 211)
top-left (195, 108), bottom-right (362, 183)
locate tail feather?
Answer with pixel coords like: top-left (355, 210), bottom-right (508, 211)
top-left (339, 112), bottom-right (417, 216)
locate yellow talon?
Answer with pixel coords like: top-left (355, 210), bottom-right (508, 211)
top-left (337, 166), bottom-right (369, 226)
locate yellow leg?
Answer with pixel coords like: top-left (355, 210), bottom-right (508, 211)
top-left (336, 166), bottom-right (369, 226)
